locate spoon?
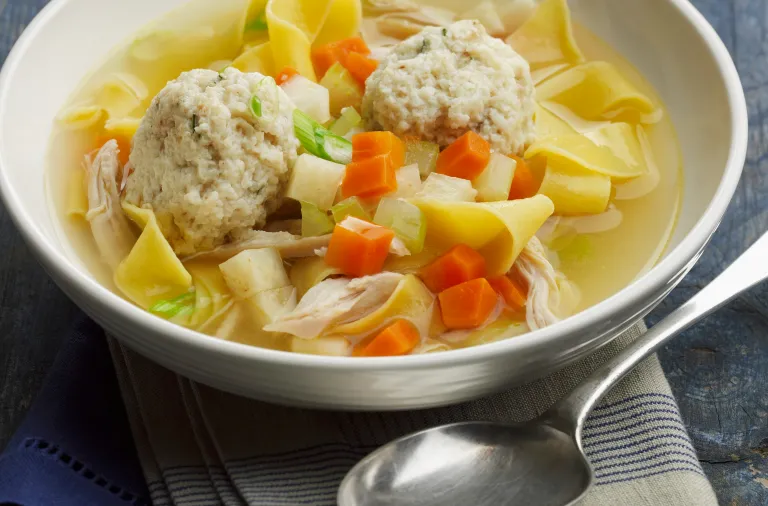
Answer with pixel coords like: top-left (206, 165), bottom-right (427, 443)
top-left (338, 232), bottom-right (768, 506)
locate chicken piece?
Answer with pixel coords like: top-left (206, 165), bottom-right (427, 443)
top-left (514, 236), bottom-right (579, 330)
top-left (182, 231), bottom-right (332, 263)
top-left (264, 273), bottom-right (404, 339)
top-left (84, 140), bottom-right (137, 270)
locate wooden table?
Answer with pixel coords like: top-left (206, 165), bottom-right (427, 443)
top-left (0, 0), bottom-right (766, 503)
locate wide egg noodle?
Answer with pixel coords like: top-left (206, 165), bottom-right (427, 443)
top-left (66, 169), bottom-right (89, 218)
top-left (185, 261), bottom-right (233, 328)
top-left (232, 42), bottom-right (276, 75)
top-left (535, 103), bottom-right (575, 139)
top-left (536, 61), bottom-right (658, 124)
top-left (289, 257), bottom-right (341, 299)
top-left (506, 0), bottom-right (584, 71)
top-left (412, 195), bottom-right (555, 276)
top-left (537, 162), bottom-right (611, 216)
top-left (115, 203), bottom-right (193, 309)
top-left (525, 122), bottom-right (648, 181)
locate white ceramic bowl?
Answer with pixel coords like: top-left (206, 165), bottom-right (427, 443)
top-left (0, 0), bottom-right (747, 409)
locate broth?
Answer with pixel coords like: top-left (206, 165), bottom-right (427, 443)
top-left (47, 0), bottom-right (682, 352)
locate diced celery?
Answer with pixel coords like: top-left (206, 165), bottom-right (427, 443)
top-left (416, 173), bottom-right (478, 202)
top-left (301, 201), bottom-right (335, 237)
top-left (472, 153), bottom-right (516, 202)
top-left (291, 336), bottom-right (351, 356)
top-left (393, 164), bottom-right (423, 198)
top-left (219, 249), bottom-right (290, 300)
top-left (329, 107), bottom-right (362, 136)
top-left (281, 75), bottom-right (331, 124)
top-left (319, 62), bottom-right (364, 117)
top-left (331, 197), bottom-right (372, 223)
top-left (404, 140), bottom-right (440, 178)
top-left (252, 286), bottom-right (298, 326)
top-left (285, 153), bottom-right (345, 210)
top-left (373, 198), bottom-right (427, 253)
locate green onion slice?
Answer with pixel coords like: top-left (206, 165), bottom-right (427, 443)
top-left (293, 109), bottom-right (352, 164)
top-left (250, 95), bottom-right (263, 118)
top-left (150, 292), bottom-right (195, 319)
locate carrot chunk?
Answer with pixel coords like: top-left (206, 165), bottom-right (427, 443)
top-left (436, 131), bottom-right (491, 180)
top-left (508, 156), bottom-right (540, 200)
top-left (341, 155), bottom-right (398, 199)
top-left (312, 37), bottom-right (371, 79)
top-left (418, 244), bottom-right (487, 293)
top-left (351, 131), bottom-right (405, 169)
top-left (360, 320), bottom-right (420, 356)
top-left (345, 52), bottom-right (379, 86)
top-left (324, 217), bottom-right (395, 277)
top-left (276, 67), bottom-right (299, 85)
top-left (488, 275), bottom-right (527, 311)
top-left (439, 278), bottom-right (499, 329)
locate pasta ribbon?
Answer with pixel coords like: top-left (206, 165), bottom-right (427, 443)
top-left (506, 0), bottom-right (584, 71)
top-left (526, 122), bottom-right (648, 180)
top-left (535, 103), bottom-right (575, 139)
top-left (115, 203), bottom-right (192, 309)
top-left (185, 261), bottom-right (233, 328)
top-left (232, 42), bottom-right (276, 75)
top-left (536, 61), bottom-right (658, 123)
top-left (289, 256), bottom-right (341, 299)
top-left (412, 195), bottom-right (555, 276)
top-left (56, 105), bottom-right (105, 131)
top-left (537, 162), bottom-right (611, 215)
top-left (95, 73), bottom-right (148, 119)
top-left (66, 169), bottom-right (89, 218)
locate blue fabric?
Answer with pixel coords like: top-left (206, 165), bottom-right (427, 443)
top-left (0, 318), bottom-right (149, 506)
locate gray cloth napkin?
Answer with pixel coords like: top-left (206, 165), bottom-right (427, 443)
top-left (108, 323), bottom-right (718, 506)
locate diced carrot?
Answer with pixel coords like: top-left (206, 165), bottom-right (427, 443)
top-left (508, 156), bottom-right (540, 200)
top-left (276, 67), bottom-right (299, 85)
top-left (439, 278), bottom-right (499, 329)
top-left (324, 218), bottom-right (395, 277)
top-left (418, 244), bottom-right (487, 293)
top-left (436, 131), bottom-right (491, 180)
top-left (312, 37), bottom-right (371, 79)
top-left (488, 275), bottom-right (527, 311)
top-left (96, 134), bottom-right (131, 166)
top-left (345, 52), bottom-right (379, 86)
top-left (341, 155), bottom-right (398, 199)
top-left (360, 320), bottom-right (420, 356)
top-left (351, 131), bottom-right (405, 169)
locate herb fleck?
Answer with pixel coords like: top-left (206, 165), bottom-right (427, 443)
top-left (191, 114), bottom-right (198, 132)
top-left (419, 38), bottom-right (431, 54)
top-left (442, 28), bottom-right (447, 36)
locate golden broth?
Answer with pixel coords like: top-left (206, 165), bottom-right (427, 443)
top-left (48, 0), bottom-right (682, 350)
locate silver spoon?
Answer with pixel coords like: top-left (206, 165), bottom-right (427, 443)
top-left (338, 231), bottom-right (768, 506)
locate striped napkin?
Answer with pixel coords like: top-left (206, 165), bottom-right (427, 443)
top-left (109, 323), bottom-right (718, 506)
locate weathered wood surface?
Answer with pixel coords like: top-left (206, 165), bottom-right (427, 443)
top-left (0, 0), bottom-right (766, 503)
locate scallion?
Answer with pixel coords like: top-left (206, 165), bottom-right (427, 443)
top-left (245, 9), bottom-right (268, 32)
top-left (293, 109), bottom-right (352, 164)
top-left (150, 292), bottom-right (195, 319)
top-left (250, 95), bottom-right (263, 117)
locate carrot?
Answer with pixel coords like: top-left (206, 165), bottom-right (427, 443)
top-left (438, 278), bottom-right (499, 329)
top-left (359, 320), bottom-right (420, 356)
top-left (418, 244), bottom-right (487, 293)
top-left (436, 131), bottom-right (491, 180)
top-left (312, 37), bottom-right (371, 79)
top-left (341, 155), bottom-right (398, 199)
top-left (345, 52), bottom-right (379, 86)
top-left (324, 217), bottom-right (395, 277)
top-left (488, 275), bottom-right (527, 311)
top-left (276, 67), bottom-right (299, 85)
top-left (351, 131), bottom-right (405, 169)
top-left (508, 156), bottom-right (540, 200)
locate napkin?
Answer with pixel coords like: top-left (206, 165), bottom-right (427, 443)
top-left (0, 318), bottom-right (718, 506)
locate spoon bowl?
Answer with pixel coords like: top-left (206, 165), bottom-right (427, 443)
top-left (339, 421), bottom-right (591, 506)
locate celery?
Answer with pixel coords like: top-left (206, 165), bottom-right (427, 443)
top-left (331, 197), bottom-right (372, 223)
top-left (319, 62), bottom-right (364, 116)
top-left (149, 292), bottom-right (195, 319)
top-left (393, 164), bottom-right (422, 198)
top-left (282, 76), bottom-right (331, 124)
top-left (404, 140), bottom-right (440, 178)
top-left (329, 107), bottom-right (362, 136)
top-left (373, 198), bottom-right (427, 253)
top-left (293, 110), bottom-right (352, 165)
top-left (301, 201), bottom-right (335, 237)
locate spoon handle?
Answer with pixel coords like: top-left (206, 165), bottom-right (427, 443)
top-left (547, 232), bottom-right (768, 435)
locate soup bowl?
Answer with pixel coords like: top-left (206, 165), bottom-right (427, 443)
top-left (0, 0), bottom-right (747, 409)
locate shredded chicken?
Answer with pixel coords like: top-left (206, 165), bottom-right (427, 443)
top-left (84, 140), bottom-right (137, 270)
top-left (264, 273), bottom-right (404, 339)
top-left (515, 236), bottom-right (578, 331)
top-left (182, 231), bottom-right (332, 263)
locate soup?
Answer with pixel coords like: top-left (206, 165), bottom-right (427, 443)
top-left (49, 0), bottom-right (681, 356)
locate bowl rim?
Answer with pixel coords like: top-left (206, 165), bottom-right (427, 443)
top-left (0, 0), bottom-right (748, 372)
